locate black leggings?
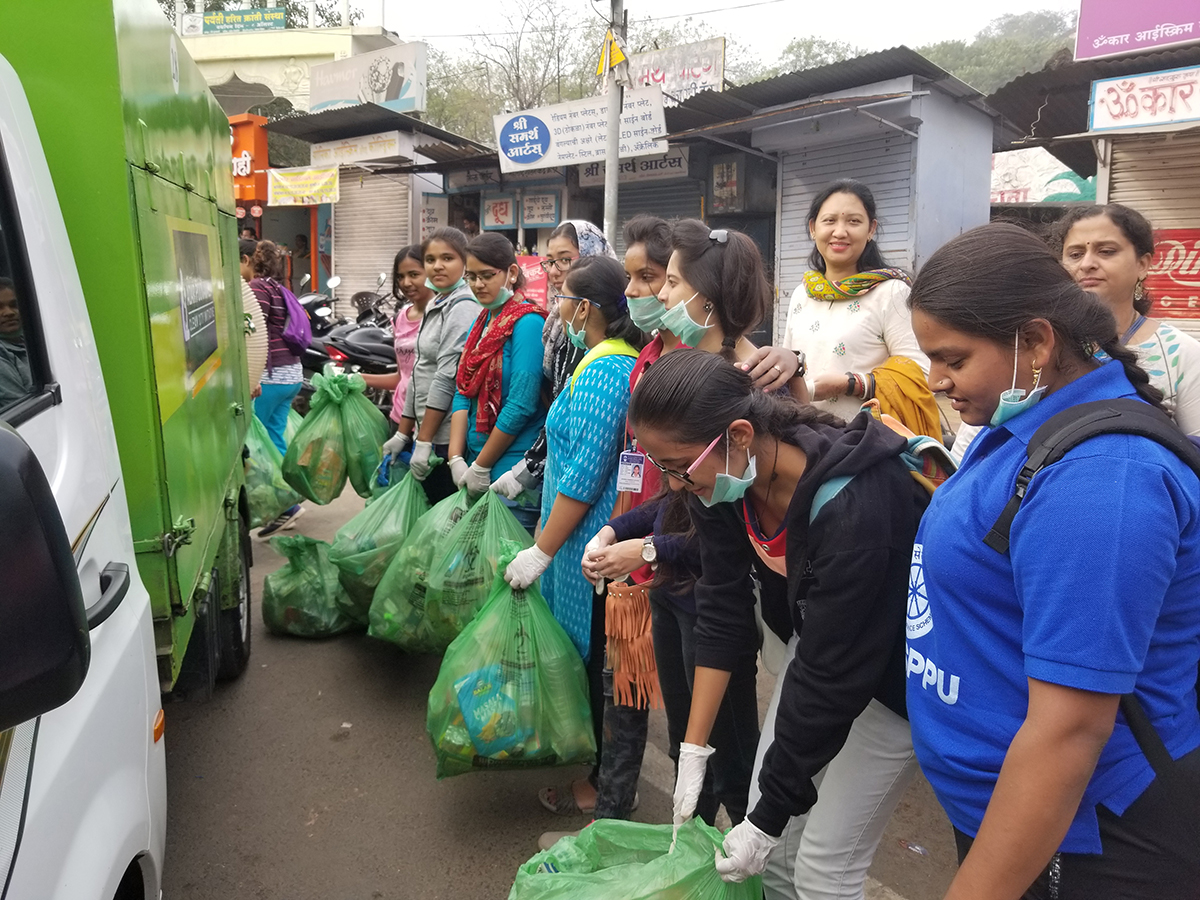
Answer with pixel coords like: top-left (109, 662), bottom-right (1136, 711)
top-left (954, 746), bottom-right (1200, 899)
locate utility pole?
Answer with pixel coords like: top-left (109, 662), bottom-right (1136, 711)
top-left (602, 0), bottom-right (625, 247)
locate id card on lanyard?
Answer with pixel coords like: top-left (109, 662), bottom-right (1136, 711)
top-left (616, 450), bottom-right (646, 493)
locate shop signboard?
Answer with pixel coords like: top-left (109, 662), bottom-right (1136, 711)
top-left (182, 7), bottom-right (286, 35)
top-left (517, 256), bottom-right (549, 307)
top-left (421, 195), bottom-right (449, 241)
top-left (310, 43), bottom-right (427, 114)
top-left (230, 113), bottom-right (269, 202)
top-left (1090, 63), bottom-right (1200, 131)
top-left (482, 194), bottom-right (517, 230)
top-left (1147, 228), bottom-right (1200, 320)
top-left (521, 192), bottom-right (560, 228)
top-left (311, 130), bottom-right (405, 166)
top-left (578, 146), bottom-right (690, 187)
top-left (1076, 0), bottom-right (1199, 61)
top-left (267, 166), bottom-right (340, 206)
top-left (446, 166), bottom-right (565, 192)
top-left (493, 87), bottom-right (668, 174)
top-left (630, 39), bottom-right (725, 107)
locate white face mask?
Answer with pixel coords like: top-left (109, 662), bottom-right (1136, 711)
top-left (990, 330), bottom-right (1046, 426)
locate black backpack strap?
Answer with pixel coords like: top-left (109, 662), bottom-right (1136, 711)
top-left (983, 400), bottom-right (1200, 553)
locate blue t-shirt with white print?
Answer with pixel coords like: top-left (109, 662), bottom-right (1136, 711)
top-left (907, 361), bottom-right (1200, 854)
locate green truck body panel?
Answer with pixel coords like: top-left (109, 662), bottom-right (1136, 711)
top-left (1, 0), bottom-right (249, 687)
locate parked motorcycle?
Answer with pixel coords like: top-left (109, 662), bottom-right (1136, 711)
top-left (295, 273), bottom-right (342, 338)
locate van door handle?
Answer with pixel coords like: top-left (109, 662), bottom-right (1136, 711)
top-left (87, 563), bottom-right (130, 630)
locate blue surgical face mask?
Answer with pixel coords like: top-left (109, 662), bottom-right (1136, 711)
top-left (565, 301), bottom-right (590, 351)
top-left (481, 286), bottom-right (513, 310)
top-left (700, 433), bottom-right (757, 507)
top-left (626, 294), bottom-right (665, 333)
top-left (660, 292), bottom-right (713, 347)
top-left (990, 331), bottom-right (1046, 426)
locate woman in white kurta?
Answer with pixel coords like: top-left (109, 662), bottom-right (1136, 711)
top-left (782, 179), bottom-right (929, 423)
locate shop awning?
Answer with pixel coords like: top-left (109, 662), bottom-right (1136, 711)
top-left (264, 103), bottom-right (492, 155)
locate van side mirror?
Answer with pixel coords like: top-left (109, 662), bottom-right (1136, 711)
top-left (0, 426), bottom-right (89, 733)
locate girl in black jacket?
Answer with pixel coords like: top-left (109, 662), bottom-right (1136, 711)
top-left (628, 350), bottom-right (929, 898)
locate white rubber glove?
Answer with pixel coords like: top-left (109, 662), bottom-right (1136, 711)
top-left (671, 742), bottom-right (715, 850)
top-left (715, 819), bottom-right (780, 883)
top-left (409, 440), bottom-right (435, 481)
top-left (448, 456), bottom-right (469, 486)
top-left (465, 462), bottom-right (492, 495)
top-left (504, 545), bottom-right (553, 589)
top-left (581, 526), bottom-right (614, 588)
top-left (382, 432), bottom-right (410, 458)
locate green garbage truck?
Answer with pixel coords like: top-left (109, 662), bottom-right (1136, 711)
top-left (0, 0), bottom-right (254, 894)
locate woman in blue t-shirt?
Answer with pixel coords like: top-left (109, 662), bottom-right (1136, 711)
top-left (906, 222), bottom-right (1200, 898)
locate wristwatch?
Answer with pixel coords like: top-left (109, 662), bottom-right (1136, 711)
top-left (641, 535), bottom-right (657, 565)
top-left (793, 350), bottom-right (807, 379)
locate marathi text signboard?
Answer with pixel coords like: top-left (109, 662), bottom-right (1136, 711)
top-left (482, 194), bottom-right (517, 230)
top-left (578, 146), bottom-right (690, 187)
top-left (310, 43), bottom-right (427, 114)
top-left (517, 256), bottom-right (549, 307)
top-left (1076, 0), bottom-right (1199, 61)
top-left (181, 8), bottom-right (285, 35)
top-left (311, 130), bottom-right (404, 166)
top-left (630, 39), bottom-right (725, 107)
top-left (521, 192), bottom-right (560, 228)
top-left (1090, 64), bottom-right (1200, 131)
top-left (1147, 228), bottom-right (1200, 320)
top-left (267, 166), bottom-right (340, 206)
top-left (493, 87), bottom-right (668, 174)
top-left (421, 196), bottom-right (449, 241)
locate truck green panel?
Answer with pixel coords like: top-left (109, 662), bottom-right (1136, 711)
top-left (0, 0), bottom-right (249, 685)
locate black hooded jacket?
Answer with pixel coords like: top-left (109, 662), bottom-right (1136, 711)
top-left (688, 412), bottom-right (929, 837)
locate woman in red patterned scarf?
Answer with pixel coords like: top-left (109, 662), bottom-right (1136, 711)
top-left (447, 233), bottom-right (548, 531)
top-left (783, 179), bottom-right (933, 428)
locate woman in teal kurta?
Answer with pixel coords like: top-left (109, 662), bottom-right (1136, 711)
top-left (448, 234), bottom-right (546, 530)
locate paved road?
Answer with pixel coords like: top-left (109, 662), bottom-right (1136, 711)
top-left (162, 491), bottom-right (958, 900)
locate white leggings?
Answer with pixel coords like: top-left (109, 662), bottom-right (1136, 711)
top-left (749, 637), bottom-right (918, 900)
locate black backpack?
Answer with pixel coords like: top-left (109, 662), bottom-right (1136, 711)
top-left (983, 398), bottom-right (1200, 816)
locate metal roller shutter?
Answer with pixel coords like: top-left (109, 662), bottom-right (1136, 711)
top-left (777, 134), bottom-right (914, 339)
top-left (1109, 133), bottom-right (1200, 229)
top-left (1110, 133), bottom-right (1200, 339)
top-left (614, 179), bottom-right (703, 256)
top-left (333, 170), bottom-right (410, 315)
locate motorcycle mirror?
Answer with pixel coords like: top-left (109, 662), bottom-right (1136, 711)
top-left (314, 306), bottom-right (331, 317)
top-left (300, 273), bottom-right (311, 287)
top-left (377, 273), bottom-right (387, 288)
top-left (327, 275), bottom-right (342, 290)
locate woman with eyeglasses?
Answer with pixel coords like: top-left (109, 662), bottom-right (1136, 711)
top-left (445, 234), bottom-right (547, 531)
top-left (628, 349), bottom-right (930, 899)
top-left (383, 227), bottom-right (481, 503)
top-left (492, 220), bottom-right (618, 499)
top-left (503, 254), bottom-right (648, 792)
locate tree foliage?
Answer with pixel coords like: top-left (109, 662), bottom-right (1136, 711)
top-left (917, 10), bottom-right (1078, 94)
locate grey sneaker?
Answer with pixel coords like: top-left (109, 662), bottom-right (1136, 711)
top-left (258, 504), bottom-right (303, 537)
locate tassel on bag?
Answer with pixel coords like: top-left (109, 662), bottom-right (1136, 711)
top-left (605, 581), bottom-right (663, 710)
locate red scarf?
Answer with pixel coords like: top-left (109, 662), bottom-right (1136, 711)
top-left (455, 295), bottom-right (547, 434)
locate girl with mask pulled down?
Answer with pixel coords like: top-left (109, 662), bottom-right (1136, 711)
top-left (907, 223), bottom-right (1200, 899)
top-left (629, 350), bottom-right (929, 899)
top-left (384, 227), bottom-right (481, 504)
top-left (503, 255), bottom-right (647, 798)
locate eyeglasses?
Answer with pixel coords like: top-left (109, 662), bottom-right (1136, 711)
top-left (554, 293), bottom-right (599, 307)
top-left (539, 256), bottom-right (579, 273)
top-left (464, 270), bottom-right (501, 284)
top-left (645, 432), bottom-right (723, 485)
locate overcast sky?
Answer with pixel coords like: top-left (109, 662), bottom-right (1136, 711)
top-left (359, 0), bottom-right (1080, 64)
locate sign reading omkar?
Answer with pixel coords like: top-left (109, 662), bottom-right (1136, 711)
top-left (310, 43), bottom-right (427, 114)
top-left (492, 87), bottom-right (668, 175)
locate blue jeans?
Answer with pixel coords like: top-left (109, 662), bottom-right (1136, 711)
top-left (254, 381), bottom-right (302, 456)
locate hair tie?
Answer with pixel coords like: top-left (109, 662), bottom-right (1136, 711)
top-left (615, 294), bottom-right (629, 314)
top-left (721, 335), bottom-right (736, 348)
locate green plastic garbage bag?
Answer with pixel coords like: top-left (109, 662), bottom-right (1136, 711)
top-left (426, 541), bottom-right (595, 778)
top-left (508, 818), bottom-right (761, 900)
top-left (245, 413), bottom-right (302, 529)
top-left (284, 408), bottom-right (303, 445)
top-left (340, 375), bottom-right (391, 499)
top-left (282, 370), bottom-right (349, 505)
top-left (261, 536), bottom-right (359, 637)
top-left (425, 490), bottom-right (535, 638)
top-left (368, 487), bottom-right (475, 652)
top-left (328, 471), bottom-right (430, 623)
